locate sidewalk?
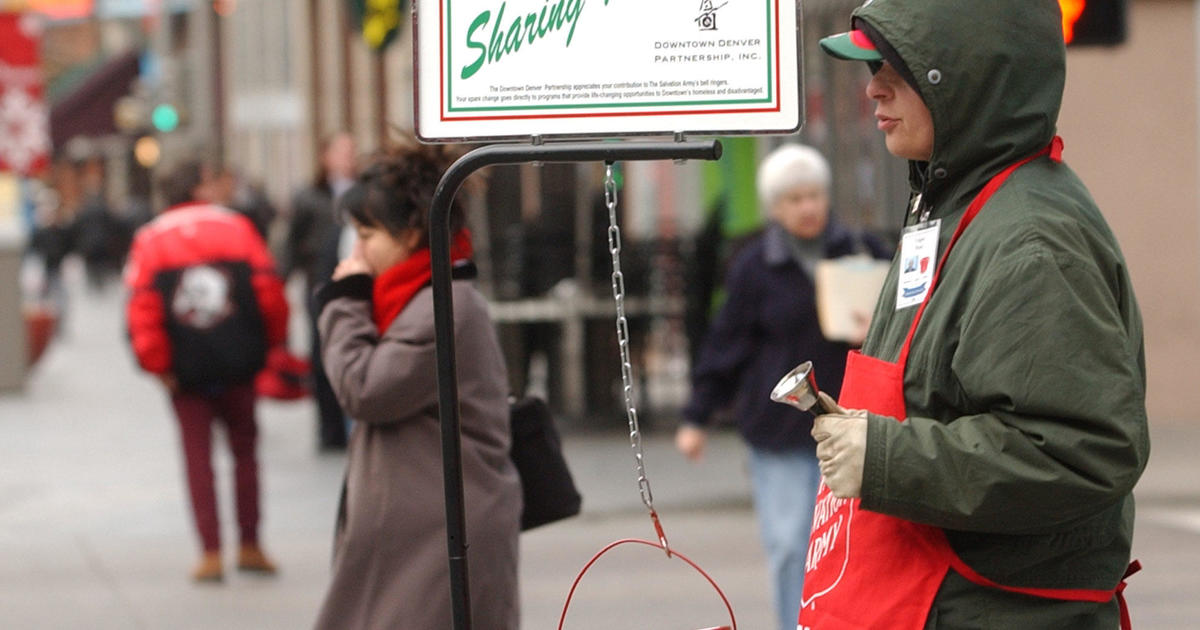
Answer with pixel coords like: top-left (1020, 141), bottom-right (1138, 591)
top-left (0, 270), bottom-right (770, 629)
top-left (0, 267), bottom-right (1196, 628)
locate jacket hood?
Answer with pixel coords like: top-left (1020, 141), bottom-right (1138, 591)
top-left (852, 0), bottom-right (1065, 203)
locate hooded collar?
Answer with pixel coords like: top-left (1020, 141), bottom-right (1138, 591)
top-left (852, 0), bottom-right (1065, 217)
top-left (764, 220), bottom-right (856, 268)
top-left (765, 222), bottom-right (807, 268)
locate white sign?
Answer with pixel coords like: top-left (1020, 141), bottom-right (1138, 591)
top-left (414, 0), bottom-right (803, 142)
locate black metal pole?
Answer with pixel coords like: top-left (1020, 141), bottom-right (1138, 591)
top-left (429, 139), bottom-right (722, 630)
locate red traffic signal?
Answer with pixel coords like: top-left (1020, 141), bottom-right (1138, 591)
top-left (1060, 0), bottom-right (1127, 46)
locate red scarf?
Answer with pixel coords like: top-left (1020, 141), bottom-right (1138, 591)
top-left (372, 230), bottom-right (473, 334)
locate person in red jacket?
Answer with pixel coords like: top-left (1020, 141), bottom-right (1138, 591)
top-left (124, 159), bottom-right (288, 582)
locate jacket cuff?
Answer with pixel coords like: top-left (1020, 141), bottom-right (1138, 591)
top-left (314, 274), bottom-right (373, 315)
top-left (859, 412), bottom-right (891, 511)
top-left (679, 405), bottom-right (712, 428)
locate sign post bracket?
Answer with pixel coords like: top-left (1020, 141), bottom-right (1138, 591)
top-left (430, 139), bottom-right (723, 630)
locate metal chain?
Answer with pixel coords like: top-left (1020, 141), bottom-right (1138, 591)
top-left (605, 163), bottom-right (670, 554)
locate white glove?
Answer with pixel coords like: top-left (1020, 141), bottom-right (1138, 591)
top-left (812, 391), bottom-right (869, 499)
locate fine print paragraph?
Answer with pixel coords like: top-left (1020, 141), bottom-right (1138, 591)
top-left (454, 79), bottom-right (766, 106)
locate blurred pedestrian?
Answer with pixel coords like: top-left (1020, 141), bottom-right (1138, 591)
top-left (206, 163), bottom-right (277, 241)
top-left (311, 136), bottom-right (520, 629)
top-left (123, 159), bottom-right (289, 582)
top-left (26, 185), bottom-right (73, 317)
top-left (72, 158), bottom-right (125, 290)
top-left (799, 1), bottom-right (1149, 628)
top-left (285, 131), bottom-right (358, 452)
top-left (676, 143), bottom-right (890, 630)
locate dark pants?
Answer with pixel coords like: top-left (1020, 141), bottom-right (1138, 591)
top-left (309, 295), bottom-right (347, 450)
top-left (310, 329), bottom-right (347, 449)
top-left (170, 383), bottom-right (261, 552)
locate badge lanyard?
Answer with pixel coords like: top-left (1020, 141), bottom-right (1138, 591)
top-left (556, 164), bottom-right (736, 630)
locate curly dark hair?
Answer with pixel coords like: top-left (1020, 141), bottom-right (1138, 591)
top-left (339, 135), bottom-right (466, 249)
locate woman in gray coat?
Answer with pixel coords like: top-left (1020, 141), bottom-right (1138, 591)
top-left (312, 139), bottom-right (521, 629)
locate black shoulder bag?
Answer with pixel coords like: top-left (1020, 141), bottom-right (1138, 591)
top-left (509, 396), bottom-right (583, 531)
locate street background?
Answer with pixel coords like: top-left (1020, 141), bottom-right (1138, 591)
top-left (2, 1), bottom-right (1200, 628)
top-left (1, 260), bottom-right (1197, 629)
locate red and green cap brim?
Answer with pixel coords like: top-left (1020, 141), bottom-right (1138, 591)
top-left (819, 29), bottom-right (883, 61)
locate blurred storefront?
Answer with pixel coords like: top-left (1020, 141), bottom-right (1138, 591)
top-left (9, 0), bottom-right (1196, 423)
top-left (190, 1), bottom-right (912, 425)
top-left (0, 10), bottom-right (43, 390)
top-left (1057, 0), bottom-right (1200, 422)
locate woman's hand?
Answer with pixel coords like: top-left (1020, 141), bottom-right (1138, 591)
top-left (813, 392), bottom-right (868, 498)
top-left (849, 310), bottom-right (872, 347)
top-left (332, 240), bottom-right (371, 280)
top-left (675, 425), bottom-right (708, 461)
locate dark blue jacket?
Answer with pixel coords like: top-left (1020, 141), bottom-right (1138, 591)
top-left (683, 220), bottom-right (892, 451)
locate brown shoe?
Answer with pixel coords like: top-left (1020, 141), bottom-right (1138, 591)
top-left (191, 551), bottom-right (223, 583)
top-left (237, 544), bottom-right (278, 575)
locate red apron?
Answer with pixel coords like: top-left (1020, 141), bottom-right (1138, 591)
top-left (798, 137), bottom-right (1139, 630)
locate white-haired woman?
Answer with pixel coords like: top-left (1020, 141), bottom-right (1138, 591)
top-left (677, 143), bottom-right (891, 630)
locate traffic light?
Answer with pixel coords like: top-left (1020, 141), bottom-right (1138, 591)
top-left (212, 0), bottom-right (238, 16)
top-left (134, 135), bottom-right (162, 168)
top-left (151, 103), bottom-right (180, 133)
top-left (1060, 0), bottom-right (1127, 46)
top-left (349, 0), bottom-right (409, 51)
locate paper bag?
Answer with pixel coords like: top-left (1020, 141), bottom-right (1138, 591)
top-left (814, 255), bottom-right (891, 343)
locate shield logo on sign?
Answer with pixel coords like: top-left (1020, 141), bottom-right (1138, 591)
top-left (919, 257), bottom-right (930, 273)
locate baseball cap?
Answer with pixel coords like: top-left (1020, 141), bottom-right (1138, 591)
top-left (819, 28), bottom-right (883, 61)
top-left (819, 19), bottom-right (920, 94)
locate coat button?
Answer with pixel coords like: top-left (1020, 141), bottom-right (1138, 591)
top-left (933, 167), bottom-right (948, 178)
top-left (927, 69), bottom-right (943, 85)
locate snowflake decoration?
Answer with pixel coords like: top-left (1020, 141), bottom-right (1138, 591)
top-left (0, 85), bottom-right (50, 175)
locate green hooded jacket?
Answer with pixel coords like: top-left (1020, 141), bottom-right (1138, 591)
top-left (846, 1), bottom-right (1150, 627)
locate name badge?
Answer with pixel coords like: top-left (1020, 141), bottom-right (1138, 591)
top-left (896, 220), bottom-right (940, 310)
